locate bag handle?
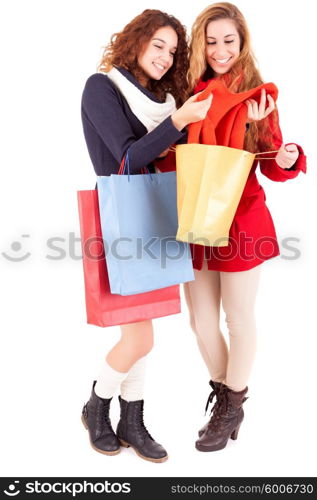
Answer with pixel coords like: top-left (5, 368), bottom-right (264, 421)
top-left (118, 150), bottom-right (153, 179)
top-left (94, 152), bottom-right (131, 188)
top-left (118, 151), bottom-right (129, 175)
top-left (170, 144), bottom-right (279, 160)
top-left (94, 151), bottom-right (152, 188)
top-left (254, 149), bottom-right (280, 160)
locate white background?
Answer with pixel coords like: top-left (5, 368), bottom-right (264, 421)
top-left (0, 0), bottom-right (316, 478)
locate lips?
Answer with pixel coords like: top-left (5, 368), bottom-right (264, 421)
top-left (213, 57), bottom-right (232, 64)
top-left (153, 62), bottom-right (166, 72)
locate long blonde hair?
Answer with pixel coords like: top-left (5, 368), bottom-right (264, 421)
top-left (188, 2), bottom-right (278, 152)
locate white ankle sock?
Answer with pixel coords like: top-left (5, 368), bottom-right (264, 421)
top-left (120, 357), bottom-right (147, 402)
top-left (94, 359), bottom-right (128, 399)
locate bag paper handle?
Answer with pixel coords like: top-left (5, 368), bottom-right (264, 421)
top-left (118, 151), bottom-right (153, 179)
top-left (170, 143), bottom-right (279, 161)
top-left (254, 149), bottom-right (280, 160)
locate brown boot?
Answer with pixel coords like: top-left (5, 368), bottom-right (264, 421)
top-left (198, 380), bottom-right (223, 437)
top-left (195, 384), bottom-right (248, 452)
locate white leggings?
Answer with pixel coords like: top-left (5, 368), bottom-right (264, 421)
top-left (184, 259), bottom-right (261, 392)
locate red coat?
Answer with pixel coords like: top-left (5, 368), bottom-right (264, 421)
top-left (157, 79), bottom-right (307, 272)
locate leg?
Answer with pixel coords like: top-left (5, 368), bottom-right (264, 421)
top-left (183, 259), bottom-right (228, 382)
top-left (83, 320), bottom-right (154, 456)
top-left (196, 265), bottom-right (261, 452)
top-left (94, 320), bottom-right (153, 399)
top-left (111, 324), bottom-right (167, 462)
top-left (220, 265), bottom-right (261, 392)
top-left (108, 320), bottom-right (153, 372)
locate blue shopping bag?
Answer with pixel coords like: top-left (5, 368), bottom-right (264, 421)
top-left (97, 153), bottom-right (194, 295)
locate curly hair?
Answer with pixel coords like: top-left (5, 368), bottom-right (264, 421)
top-left (98, 9), bottom-right (189, 107)
top-left (188, 2), bottom-right (279, 153)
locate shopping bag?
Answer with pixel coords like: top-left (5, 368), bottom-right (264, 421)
top-left (77, 188), bottom-right (181, 327)
top-left (97, 154), bottom-right (194, 295)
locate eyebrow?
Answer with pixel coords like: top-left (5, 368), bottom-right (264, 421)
top-left (206, 34), bottom-right (237, 39)
top-left (152, 37), bottom-right (177, 49)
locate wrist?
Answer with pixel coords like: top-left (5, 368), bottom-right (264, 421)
top-left (275, 157), bottom-right (283, 168)
top-left (275, 158), bottom-right (294, 170)
top-left (171, 110), bottom-right (187, 131)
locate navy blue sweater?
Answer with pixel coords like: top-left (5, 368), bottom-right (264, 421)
top-left (81, 67), bottom-right (186, 176)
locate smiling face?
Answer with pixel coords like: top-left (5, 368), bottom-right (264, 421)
top-left (205, 18), bottom-right (240, 76)
top-left (137, 26), bottom-right (178, 86)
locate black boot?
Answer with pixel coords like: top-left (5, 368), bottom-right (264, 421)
top-left (198, 380), bottom-right (223, 437)
top-left (81, 381), bottom-right (120, 455)
top-left (116, 396), bottom-right (168, 463)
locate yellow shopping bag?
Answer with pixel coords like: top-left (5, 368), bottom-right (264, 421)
top-left (175, 143), bottom-right (256, 247)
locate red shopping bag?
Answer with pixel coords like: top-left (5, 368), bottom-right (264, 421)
top-left (77, 189), bottom-right (181, 327)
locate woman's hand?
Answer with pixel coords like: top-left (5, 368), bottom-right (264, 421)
top-left (275, 143), bottom-right (299, 169)
top-left (245, 88), bottom-right (275, 123)
top-left (171, 92), bottom-right (213, 131)
top-left (157, 148), bottom-right (169, 158)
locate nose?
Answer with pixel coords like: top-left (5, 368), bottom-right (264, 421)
top-left (160, 56), bottom-right (168, 66)
top-left (160, 49), bottom-right (171, 64)
top-left (214, 44), bottom-right (230, 58)
top-left (214, 51), bottom-right (229, 58)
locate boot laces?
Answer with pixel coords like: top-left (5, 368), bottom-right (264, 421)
top-left (136, 405), bottom-right (154, 441)
top-left (205, 389), bottom-right (217, 415)
top-left (207, 386), bottom-right (230, 431)
top-left (207, 387), bottom-right (249, 431)
top-left (82, 403), bottom-right (88, 419)
top-left (100, 400), bottom-right (111, 426)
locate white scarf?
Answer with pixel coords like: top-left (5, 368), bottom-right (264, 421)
top-left (106, 67), bottom-right (177, 132)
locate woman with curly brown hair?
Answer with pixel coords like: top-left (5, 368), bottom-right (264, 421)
top-left (183, 2), bottom-right (306, 452)
top-left (80, 9), bottom-right (211, 463)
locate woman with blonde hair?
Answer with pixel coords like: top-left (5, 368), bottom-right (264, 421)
top-left (80, 9), bottom-right (211, 462)
top-left (184, 2), bottom-right (306, 452)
